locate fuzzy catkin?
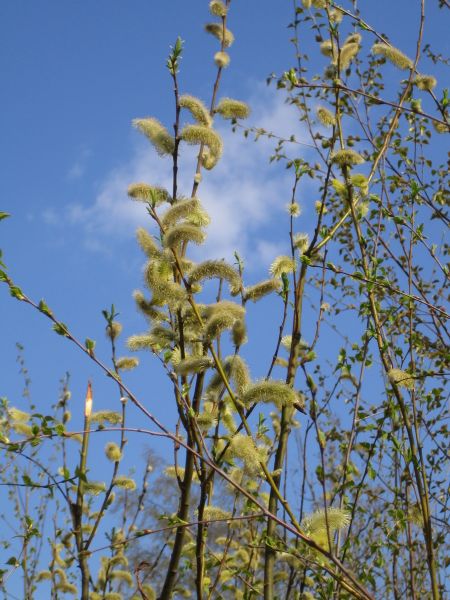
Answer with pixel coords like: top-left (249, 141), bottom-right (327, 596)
top-left (204, 23), bottom-right (234, 47)
top-left (163, 223), bottom-right (206, 249)
top-left (244, 279), bottom-right (281, 302)
top-left (161, 198), bottom-right (202, 229)
top-left (179, 95), bottom-right (212, 127)
top-left (133, 118), bottom-right (175, 156)
top-left (242, 380), bottom-right (301, 410)
top-left (215, 98), bottom-right (250, 120)
top-left (372, 43), bottom-right (413, 70)
top-left (188, 260), bottom-right (241, 294)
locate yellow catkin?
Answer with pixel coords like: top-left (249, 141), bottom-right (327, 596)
top-left (372, 43), bottom-right (413, 70)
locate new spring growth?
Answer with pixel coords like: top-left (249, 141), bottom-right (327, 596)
top-left (105, 442), bottom-right (122, 462)
top-left (351, 173), bottom-right (369, 196)
top-left (174, 356), bottom-right (214, 375)
top-left (106, 321), bottom-right (122, 341)
top-left (301, 507), bottom-right (350, 550)
top-left (209, 0), bottom-right (228, 17)
top-left (338, 42), bottom-right (360, 70)
top-left (243, 279), bottom-right (281, 302)
top-left (242, 380), bottom-right (303, 410)
top-left (8, 407), bottom-right (30, 422)
top-left (214, 51), bottom-right (230, 68)
top-left (188, 260), bottom-right (241, 294)
top-left (85, 381), bottom-right (93, 418)
top-left (181, 124), bottom-right (223, 169)
top-left (163, 223), bottom-right (206, 249)
top-left (332, 149), bottom-right (365, 167)
top-left (293, 233), bottom-right (310, 254)
top-left (202, 506), bottom-right (231, 521)
top-left (316, 106), bottom-right (336, 127)
top-left (113, 476), bottom-right (137, 491)
top-left (116, 357), bottom-right (139, 371)
top-left (312, 0), bottom-right (327, 7)
top-left (372, 43), bottom-right (413, 70)
top-left (91, 411), bottom-right (123, 425)
top-left (128, 183), bottom-right (171, 206)
top-left (215, 98), bottom-right (250, 120)
top-left (286, 202), bottom-right (301, 217)
top-left (270, 256), bottom-right (297, 278)
top-left (388, 368), bottom-right (415, 390)
top-left (301, 0), bottom-right (312, 7)
top-left (204, 23), bottom-right (234, 47)
top-left (179, 95), bottom-right (212, 127)
top-left (161, 197), bottom-right (203, 229)
top-left (228, 434), bottom-right (268, 475)
top-left (414, 74), bottom-right (437, 91)
top-left (133, 118), bottom-right (175, 156)
top-left (136, 228), bottom-right (160, 258)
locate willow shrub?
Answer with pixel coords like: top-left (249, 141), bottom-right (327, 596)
top-left (0, 1), bottom-right (449, 599)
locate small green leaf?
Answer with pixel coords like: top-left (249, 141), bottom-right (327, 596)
top-left (0, 212), bottom-right (10, 222)
top-left (52, 322), bottom-right (69, 337)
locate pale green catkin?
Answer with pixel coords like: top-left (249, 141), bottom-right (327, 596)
top-left (209, 0), bottom-right (227, 17)
top-left (269, 256), bottom-right (297, 278)
top-left (344, 33), bottom-right (362, 46)
top-left (179, 95), bottom-right (212, 127)
top-left (316, 106), bottom-right (336, 127)
top-left (160, 197), bottom-right (202, 229)
top-left (351, 173), bottom-right (369, 195)
top-left (8, 407), bottom-right (30, 422)
top-left (242, 380), bottom-right (301, 410)
top-left (174, 356), bottom-right (214, 375)
top-left (204, 23), bottom-right (234, 47)
top-left (215, 98), bottom-right (250, 120)
top-left (132, 118), bottom-right (175, 156)
top-left (214, 51), bottom-right (230, 68)
top-left (133, 290), bottom-right (166, 320)
top-left (232, 319), bottom-right (247, 346)
top-left (105, 442), bottom-right (122, 462)
top-left (128, 183), bottom-right (170, 205)
top-left (228, 434), bottom-right (267, 475)
top-left (320, 39), bottom-right (335, 58)
top-left (206, 355), bottom-right (249, 397)
top-left (163, 223), bottom-right (206, 249)
top-left (188, 260), bottom-right (241, 294)
top-left (338, 42), bottom-right (360, 69)
top-left (414, 74), bottom-right (437, 91)
top-left (106, 321), bottom-right (122, 340)
top-left (91, 411), bottom-right (122, 425)
top-left (301, 0), bottom-right (312, 7)
top-left (115, 356), bottom-right (139, 370)
top-left (372, 43), bottom-right (413, 70)
top-left (110, 571), bottom-right (133, 586)
top-left (388, 368), bottom-right (415, 389)
top-left (332, 149), bottom-right (365, 167)
top-left (84, 481), bottom-right (107, 496)
top-left (113, 476), bottom-right (137, 491)
top-left (293, 233), bottom-right (310, 254)
top-left (135, 228), bottom-right (160, 257)
top-left (301, 507), bottom-right (350, 549)
top-left (203, 300), bottom-right (245, 321)
top-left (181, 124), bottom-right (223, 159)
top-left (205, 312), bottom-right (240, 340)
top-left (11, 423), bottom-right (32, 436)
top-left (202, 505), bottom-right (231, 521)
top-left (244, 279), bottom-right (281, 302)
top-left (127, 333), bottom-right (154, 351)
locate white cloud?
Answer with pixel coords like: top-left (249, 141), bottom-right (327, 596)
top-left (63, 86), bottom-right (312, 270)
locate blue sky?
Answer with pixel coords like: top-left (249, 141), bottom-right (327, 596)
top-left (0, 0), bottom-right (448, 592)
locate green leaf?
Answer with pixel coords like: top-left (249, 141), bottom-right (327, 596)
top-left (85, 338), bottom-right (96, 352)
top-left (52, 322), bottom-right (69, 337)
top-left (38, 299), bottom-right (53, 317)
top-left (0, 212), bottom-right (10, 222)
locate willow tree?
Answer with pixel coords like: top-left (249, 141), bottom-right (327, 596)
top-left (0, 1), bottom-right (448, 599)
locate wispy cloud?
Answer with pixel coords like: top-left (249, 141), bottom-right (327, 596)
top-left (62, 86), bottom-right (312, 270)
top-left (67, 147), bottom-right (92, 181)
